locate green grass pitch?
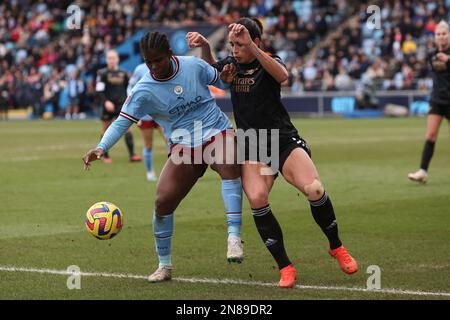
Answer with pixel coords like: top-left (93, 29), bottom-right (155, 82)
top-left (0, 118), bottom-right (449, 300)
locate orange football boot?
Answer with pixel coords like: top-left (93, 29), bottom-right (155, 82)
top-left (129, 154), bottom-right (142, 162)
top-left (279, 264), bottom-right (297, 288)
top-left (329, 245), bottom-right (358, 275)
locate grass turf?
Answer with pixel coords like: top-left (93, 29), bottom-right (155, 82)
top-left (0, 118), bottom-right (449, 300)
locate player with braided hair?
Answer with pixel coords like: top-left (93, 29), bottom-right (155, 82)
top-left (83, 31), bottom-right (244, 282)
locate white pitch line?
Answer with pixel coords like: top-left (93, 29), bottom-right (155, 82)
top-left (1, 265), bottom-right (449, 298)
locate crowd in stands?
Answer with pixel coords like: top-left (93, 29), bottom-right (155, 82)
top-left (0, 0), bottom-right (147, 119)
top-left (281, 0), bottom-right (450, 93)
top-left (0, 0), bottom-right (449, 119)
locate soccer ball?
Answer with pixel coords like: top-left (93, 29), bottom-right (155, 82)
top-left (85, 202), bottom-right (123, 240)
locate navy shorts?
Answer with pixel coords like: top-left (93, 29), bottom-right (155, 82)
top-left (239, 132), bottom-right (311, 175)
top-left (429, 101), bottom-right (450, 119)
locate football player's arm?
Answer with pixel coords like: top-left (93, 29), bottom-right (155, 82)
top-left (446, 55), bottom-right (450, 69)
top-left (186, 32), bottom-right (217, 65)
top-left (228, 23), bottom-right (288, 83)
top-left (198, 58), bottom-right (231, 90)
top-left (82, 117), bottom-right (133, 170)
top-left (96, 116), bottom-right (133, 152)
top-left (95, 70), bottom-right (107, 107)
top-left (83, 91), bottom-right (149, 170)
top-left (249, 42), bottom-right (288, 83)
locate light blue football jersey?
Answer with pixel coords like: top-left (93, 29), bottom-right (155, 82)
top-left (127, 63), bottom-right (148, 95)
top-left (97, 56), bottom-right (231, 151)
top-left (127, 63), bottom-right (153, 121)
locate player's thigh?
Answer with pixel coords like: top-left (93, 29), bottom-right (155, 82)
top-left (155, 159), bottom-right (206, 214)
top-left (141, 127), bottom-right (154, 149)
top-left (241, 161), bottom-right (275, 208)
top-left (281, 148), bottom-right (320, 197)
top-left (210, 163), bottom-right (241, 180)
top-left (426, 114), bottom-right (443, 141)
top-left (205, 130), bottom-right (236, 164)
top-left (209, 131), bottom-right (240, 179)
top-left (157, 126), bottom-right (166, 141)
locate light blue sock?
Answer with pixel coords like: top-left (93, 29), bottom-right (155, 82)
top-left (153, 211), bottom-right (174, 267)
top-left (227, 213), bottom-right (242, 238)
top-left (143, 147), bottom-right (153, 172)
top-left (222, 178), bottom-right (243, 238)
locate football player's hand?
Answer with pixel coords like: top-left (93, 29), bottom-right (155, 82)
top-left (104, 100), bottom-right (115, 112)
top-left (228, 23), bottom-right (252, 47)
top-left (220, 64), bottom-right (237, 84)
top-left (186, 32), bottom-right (209, 48)
top-left (436, 53), bottom-right (450, 63)
top-left (82, 148), bottom-right (104, 171)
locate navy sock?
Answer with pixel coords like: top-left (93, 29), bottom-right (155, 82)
top-left (309, 193), bottom-right (342, 250)
top-left (420, 140), bottom-right (435, 171)
top-left (252, 205), bottom-right (291, 270)
top-left (125, 132), bottom-right (135, 157)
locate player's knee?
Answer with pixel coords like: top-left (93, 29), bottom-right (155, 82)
top-left (222, 164), bottom-right (241, 180)
top-left (154, 194), bottom-right (176, 215)
top-left (425, 133), bottom-right (438, 141)
top-left (212, 164), bottom-right (241, 180)
top-left (304, 179), bottom-right (324, 201)
top-left (245, 190), bottom-right (269, 208)
top-left (144, 141), bottom-right (153, 149)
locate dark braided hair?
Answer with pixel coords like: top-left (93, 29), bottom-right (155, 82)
top-left (140, 31), bottom-right (171, 58)
top-left (235, 17), bottom-right (263, 40)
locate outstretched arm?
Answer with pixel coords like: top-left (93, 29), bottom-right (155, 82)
top-left (187, 32), bottom-right (217, 65)
top-left (82, 117), bottom-right (132, 170)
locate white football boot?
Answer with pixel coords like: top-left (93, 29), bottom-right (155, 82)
top-left (408, 169), bottom-right (428, 184)
top-left (227, 235), bottom-right (244, 263)
top-left (148, 265), bottom-right (172, 283)
top-left (146, 171), bottom-right (158, 182)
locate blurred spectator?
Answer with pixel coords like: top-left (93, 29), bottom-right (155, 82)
top-left (1, 0), bottom-right (449, 120)
top-left (365, 58), bottom-right (385, 82)
top-left (45, 69), bottom-right (64, 115)
top-left (356, 82), bottom-right (379, 109)
top-left (0, 76), bottom-right (9, 120)
top-left (66, 70), bottom-right (85, 119)
top-left (402, 34), bottom-right (417, 55)
top-left (79, 79), bottom-right (97, 118)
top-left (334, 67), bottom-right (353, 91)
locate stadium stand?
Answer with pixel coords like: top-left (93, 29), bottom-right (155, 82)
top-left (0, 0), bottom-right (449, 118)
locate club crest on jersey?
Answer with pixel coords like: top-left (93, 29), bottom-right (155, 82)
top-left (174, 85), bottom-right (183, 95)
top-left (244, 68), bottom-right (258, 75)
